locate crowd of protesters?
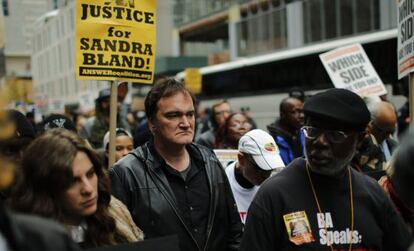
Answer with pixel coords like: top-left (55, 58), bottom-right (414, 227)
top-left (0, 77), bottom-right (414, 250)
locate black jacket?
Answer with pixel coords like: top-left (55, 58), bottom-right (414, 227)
top-left (109, 142), bottom-right (242, 251)
top-left (0, 206), bottom-right (79, 251)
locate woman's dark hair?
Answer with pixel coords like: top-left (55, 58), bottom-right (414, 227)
top-left (215, 112), bottom-right (249, 149)
top-left (12, 128), bottom-right (127, 248)
top-left (144, 77), bottom-right (196, 120)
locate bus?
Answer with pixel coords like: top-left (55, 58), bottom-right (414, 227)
top-left (176, 29), bottom-right (407, 129)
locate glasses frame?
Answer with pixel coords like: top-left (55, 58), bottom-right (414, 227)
top-left (301, 126), bottom-right (349, 144)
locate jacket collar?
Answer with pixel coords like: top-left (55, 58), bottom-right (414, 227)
top-left (146, 140), bottom-right (204, 172)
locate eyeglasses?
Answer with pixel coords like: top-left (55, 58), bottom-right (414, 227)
top-left (301, 126), bottom-right (349, 143)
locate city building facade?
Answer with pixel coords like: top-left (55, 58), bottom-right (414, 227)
top-left (3, 0), bottom-right (57, 108)
top-left (31, 1), bottom-right (107, 114)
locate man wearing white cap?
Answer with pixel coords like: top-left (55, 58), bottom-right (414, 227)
top-left (225, 129), bottom-right (285, 224)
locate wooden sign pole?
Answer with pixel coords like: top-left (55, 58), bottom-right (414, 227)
top-left (108, 81), bottom-right (118, 169)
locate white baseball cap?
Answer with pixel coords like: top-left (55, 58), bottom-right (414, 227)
top-left (103, 128), bottom-right (133, 150)
top-left (238, 129), bottom-right (285, 171)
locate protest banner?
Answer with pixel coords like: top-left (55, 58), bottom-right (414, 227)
top-left (48, 99), bottom-right (65, 114)
top-left (397, 0), bottom-right (414, 124)
top-left (213, 149), bottom-right (239, 168)
top-left (398, 0), bottom-right (414, 79)
top-left (76, 0), bottom-right (156, 83)
top-left (184, 68), bottom-right (202, 94)
top-left (319, 43), bottom-right (387, 97)
top-left (79, 91), bottom-right (95, 113)
top-left (76, 0), bottom-right (157, 167)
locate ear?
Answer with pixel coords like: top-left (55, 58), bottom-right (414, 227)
top-left (238, 152), bottom-right (246, 166)
top-left (148, 119), bottom-right (156, 133)
top-left (356, 131), bottom-right (367, 148)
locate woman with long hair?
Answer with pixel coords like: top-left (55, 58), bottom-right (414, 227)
top-left (11, 128), bottom-right (143, 248)
top-left (215, 112), bottom-right (252, 149)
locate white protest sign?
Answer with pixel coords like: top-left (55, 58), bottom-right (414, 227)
top-left (48, 99), bottom-right (65, 114)
top-left (319, 43), bottom-right (387, 97)
top-left (79, 91), bottom-right (95, 113)
top-left (398, 0), bottom-right (414, 79)
top-left (213, 149), bottom-right (239, 168)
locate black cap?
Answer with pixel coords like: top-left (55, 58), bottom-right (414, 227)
top-left (96, 88), bottom-right (111, 102)
top-left (304, 88), bottom-right (370, 131)
top-left (41, 114), bottom-right (77, 133)
top-left (7, 110), bottom-right (35, 138)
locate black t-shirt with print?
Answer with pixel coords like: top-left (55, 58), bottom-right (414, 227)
top-left (240, 158), bottom-right (412, 251)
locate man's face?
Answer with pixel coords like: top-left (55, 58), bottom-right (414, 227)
top-left (304, 117), bottom-right (359, 176)
top-left (239, 153), bottom-right (272, 186)
top-left (150, 92), bottom-right (195, 147)
top-left (118, 83), bottom-right (128, 102)
top-left (100, 97), bottom-right (121, 116)
top-left (100, 97), bottom-right (110, 115)
top-left (282, 99), bottom-right (304, 129)
top-left (213, 102), bottom-right (231, 127)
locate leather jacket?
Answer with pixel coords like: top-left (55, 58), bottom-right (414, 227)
top-left (109, 141), bottom-right (242, 251)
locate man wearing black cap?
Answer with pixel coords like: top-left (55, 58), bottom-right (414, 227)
top-left (240, 89), bottom-right (411, 251)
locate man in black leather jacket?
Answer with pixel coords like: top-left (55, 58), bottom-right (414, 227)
top-left (109, 78), bottom-right (242, 251)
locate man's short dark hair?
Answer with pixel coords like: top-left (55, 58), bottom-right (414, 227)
top-left (145, 77), bottom-right (196, 120)
top-left (279, 97), bottom-right (302, 115)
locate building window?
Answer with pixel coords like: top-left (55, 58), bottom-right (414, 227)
top-left (2, 0), bottom-right (9, 16)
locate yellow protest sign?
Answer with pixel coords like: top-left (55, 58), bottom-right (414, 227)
top-left (76, 0), bottom-right (156, 83)
top-left (184, 68), bottom-right (202, 94)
